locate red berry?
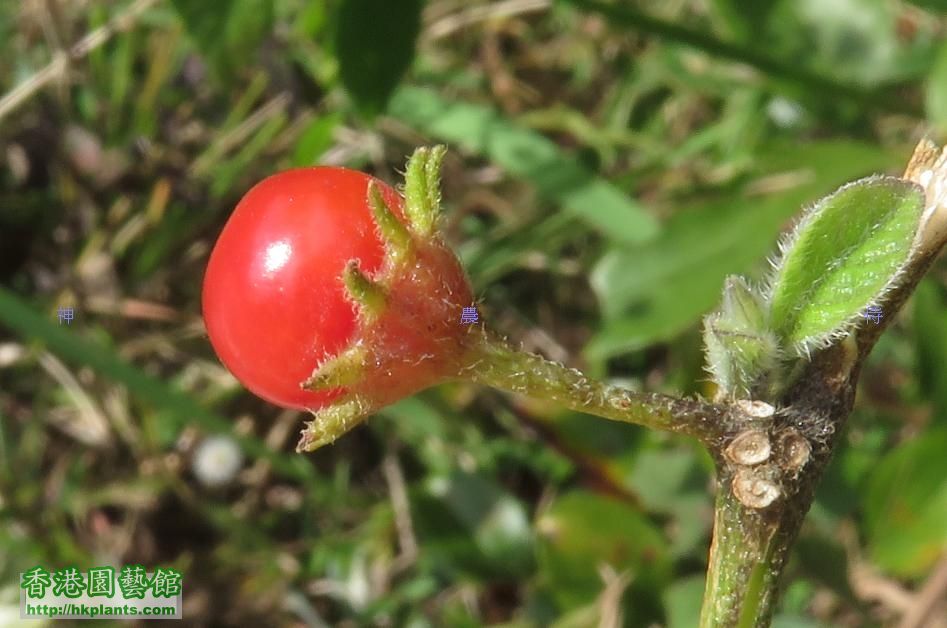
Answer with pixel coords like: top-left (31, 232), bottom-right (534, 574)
top-left (202, 164), bottom-right (475, 415)
top-left (202, 167), bottom-right (404, 410)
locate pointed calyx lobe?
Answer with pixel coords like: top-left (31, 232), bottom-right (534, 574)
top-left (298, 147), bottom-right (475, 452)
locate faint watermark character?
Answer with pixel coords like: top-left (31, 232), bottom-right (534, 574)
top-left (57, 306), bottom-right (75, 325)
top-left (863, 305), bottom-right (883, 324)
top-left (460, 307), bottom-right (479, 324)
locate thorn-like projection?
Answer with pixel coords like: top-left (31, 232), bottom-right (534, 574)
top-left (404, 145), bottom-right (447, 236)
top-left (367, 181), bottom-right (411, 261)
top-left (343, 260), bottom-right (387, 319)
top-left (296, 397), bottom-right (370, 452)
top-left (302, 344), bottom-right (370, 391)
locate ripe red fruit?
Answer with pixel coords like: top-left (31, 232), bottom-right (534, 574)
top-left (203, 160), bottom-right (475, 419)
top-left (202, 167), bottom-right (399, 409)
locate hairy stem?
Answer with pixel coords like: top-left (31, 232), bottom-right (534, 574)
top-left (698, 318), bottom-right (873, 626)
top-left (700, 465), bottom-right (815, 628)
top-left (463, 326), bottom-right (729, 442)
top-left (698, 140), bottom-right (947, 627)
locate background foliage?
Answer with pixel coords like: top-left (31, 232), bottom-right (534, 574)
top-left (1, 0), bottom-right (947, 626)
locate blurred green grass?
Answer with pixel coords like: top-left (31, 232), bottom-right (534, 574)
top-left (1, 0), bottom-right (946, 626)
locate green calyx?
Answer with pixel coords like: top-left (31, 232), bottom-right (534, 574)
top-left (342, 260), bottom-right (387, 320)
top-left (296, 145), bottom-right (461, 454)
top-left (367, 181), bottom-right (412, 264)
top-left (297, 397), bottom-right (370, 452)
top-left (302, 344), bottom-right (370, 391)
top-left (403, 145), bottom-right (447, 237)
top-left (344, 146), bottom-right (452, 318)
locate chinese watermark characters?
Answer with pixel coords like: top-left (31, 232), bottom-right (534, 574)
top-left (460, 306), bottom-right (479, 324)
top-left (57, 306), bottom-right (75, 325)
top-left (20, 565), bottom-right (182, 620)
top-left (863, 305), bottom-right (883, 324)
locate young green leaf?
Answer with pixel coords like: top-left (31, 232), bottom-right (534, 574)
top-left (766, 177), bottom-right (925, 355)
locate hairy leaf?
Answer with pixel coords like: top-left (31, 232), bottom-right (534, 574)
top-left (585, 140), bottom-right (897, 361)
top-left (767, 177), bottom-right (924, 354)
